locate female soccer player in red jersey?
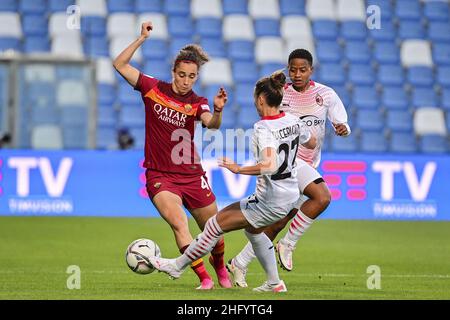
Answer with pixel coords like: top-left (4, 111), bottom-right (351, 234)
top-left (113, 21), bottom-right (231, 290)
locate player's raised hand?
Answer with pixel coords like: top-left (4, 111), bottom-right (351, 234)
top-left (213, 87), bottom-right (228, 113)
top-left (218, 157), bottom-right (240, 174)
top-left (141, 21), bottom-right (153, 39)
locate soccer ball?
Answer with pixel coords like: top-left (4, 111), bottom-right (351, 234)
top-left (125, 238), bottom-right (161, 274)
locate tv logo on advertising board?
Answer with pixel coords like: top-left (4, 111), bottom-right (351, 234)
top-left (321, 160), bottom-right (368, 201)
top-left (7, 157), bottom-right (74, 214)
top-left (372, 161), bottom-right (437, 219)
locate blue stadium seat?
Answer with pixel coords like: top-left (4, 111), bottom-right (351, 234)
top-left (26, 82), bottom-right (56, 107)
top-left (129, 128), bottom-right (145, 150)
top-left (48, 0), bottom-right (74, 12)
top-left (373, 42), bottom-right (400, 65)
top-left (0, 0), bottom-right (17, 11)
top-left (411, 88), bottom-right (438, 108)
top-left (200, 38), bottom-right (227, 58)
top-left (169, 36), bottom-right (194, 58)
top-left (344, 41), bottom-right (371, 64)
top-left (367, 0), bottom-right (393, 19)
top-left (360, 132), bottom-right (387, 152)
top-left (312, 20), bottom-right (338, 41)
top-left (369, 21), bottom-right (396, 41)
top-left (407, 66), bottom-right (434, 88)
top-left (96, 127), bottom-right (118, 149)
top-left (352, 86), bottom-right (379, 110)
top-left (235, 84), bottom-right (256, 107)
top-left (317, 63), bottom-right (346, 87)
top-left (316, 41), bottom-right (342, 63)
top-left (84, 36), bottom-right (109, 58)
top-left (280, 0), bottom-right (305, 16)
top-left (398, 21), bottom-right (425, 40)
top-left (63, 126), bottom-right (88, 149)
top-left (356, 110), bottom-right (384, 131)
top-left (433, 43), bottom-right (450, 66)
top-left (60, 107), bottom-right (88, 126)
top-left (142, 59), bottom-right (171, 82)
top-left (31, 107), bottom-right (59, 125)
top-left (141, 39), bottom-right (169, 60)
top-left (239, 107), bottom-right (260, 129)
top-left (20, 0), bottom-right (47, 15)
top-left (165, 0), bottom-right (190, 16)
top-left (340, 21), bottom-right (367, 41)
top-left (428, 22), bottom-right (450, 43)
top-left (168, 17), bottom-right (194, 37)
top-left (441, 88), bottom-right (450, 110)
top-left (56, 66), bottom-right (88, 81)
top-left (107, 0), bottom-right (134, 13)
top-left (382, 86), bottom-right (409, 110)
top-left (220, 110), bottom-right (238, 129)
top-left (419, 134), bottom-right (448, 153)
top-left (0, 38), bottom-right (21, 52)
top-left (330, 133), bottom-right (358, 152)
top-left (424, 1), bottom-right (449, 22)
top-left (437, 66), bottom-right (450, 88)
top-left (446, 113), bottom-right (450, 132)
top-left (348, 65), bottom-right (375, 86)
top-left (259, 63), bottom-right (285, 79)
top-left (97, 84), bottom-right (116, 107)
top-left (22, 15), bottom-right (47, 37)
top-left (81, 17), bottom-right (106, 37)
top-left (254, 18), bottom-right (280, 37)
top-left (389, 132), bottom-right (418, 153)
top-left (222, 0), bottom-right (248, 15)
top-left (196, 17), bottom-right (222, 38)
top-left (136, 0), bottom-right (163, 13)
top-left (118, 84), bottom-right (143, 106)
top-left (119, 106), bottom-right (146, 128)
top-left (395, 0), bottom-right (421, 21)
top-left (377, 65), bottom-right (404, 86)
top-left (227, 40), bottom-right (255, 61)
top-left (232, 61), bottom-right (259, 84)
top-left (386, 110), bottom-right (413, 132)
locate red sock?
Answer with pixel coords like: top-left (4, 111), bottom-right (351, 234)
top-left (180, 245), bottom-right (211, 282)
top-left (210, 238), bottom-right (225, 269)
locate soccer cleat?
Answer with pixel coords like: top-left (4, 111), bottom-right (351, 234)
top-left (196, 278), bottom-right (214, 290)
top-left (276, 240), bottom-right (295, 271)
top-left (209, 256), bottom-right (232, 288)
top-left (253, 280), bottom-right (287, 293)
top-left (226, 258), bottom-right (248, 288)
top-left (148, 256), bottom-right (183, 279)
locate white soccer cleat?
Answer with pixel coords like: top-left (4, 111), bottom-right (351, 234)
top-left (253, 280), bottom-right (287, 293)
top-left (226, 258), bottom-right (248, 288)
top-left (148, 256), bottom-right (183, 279)
top-left (276, 240), bottom-right (295, 271)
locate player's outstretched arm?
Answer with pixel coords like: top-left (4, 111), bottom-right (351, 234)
top-left (201, 87), bottom-right (228, 129)
top-left (112, 22), bottom-right (152, 87)
top-left (218, 147), bottom-right (277, 175)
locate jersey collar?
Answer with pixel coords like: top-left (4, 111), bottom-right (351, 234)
top-left (261, 111), bottom-right (285, 120)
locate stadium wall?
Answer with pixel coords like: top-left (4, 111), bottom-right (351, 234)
top-left (0, 150), bottom-right (448, 220)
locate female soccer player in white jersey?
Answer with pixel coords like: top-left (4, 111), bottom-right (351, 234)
top-left (147, 70), bottom-right (317, 292)
top-left (227, 49), bottom-right (352, 287)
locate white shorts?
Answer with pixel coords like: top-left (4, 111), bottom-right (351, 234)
top-left (296, 159), bottom-right (323, 193)
top-left (240, 194), bottom-right (299, 229)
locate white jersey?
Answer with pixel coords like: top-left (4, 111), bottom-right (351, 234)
top-left (281, 81), bottom-right (350, 168)
top-left (251, 112), bottom-right (311, 206)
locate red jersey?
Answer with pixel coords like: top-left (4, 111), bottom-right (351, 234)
top-left (134, 73), bottom-right (211, 175)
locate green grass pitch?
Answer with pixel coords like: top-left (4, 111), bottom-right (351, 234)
top-left (0, 217), bottom-right (449, 300)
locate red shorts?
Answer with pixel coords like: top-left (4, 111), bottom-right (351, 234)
top-left (145, 169), bottom-right (216, 210)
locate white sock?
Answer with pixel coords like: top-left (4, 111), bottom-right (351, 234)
top-left (234, 242), bottom-right (256, 270)
top-left (245, 231), bottom-right (280, 285)
top-left (176, 216), bottom-right (223, 269)
top-left (282, 209), bottom-right (313, 247)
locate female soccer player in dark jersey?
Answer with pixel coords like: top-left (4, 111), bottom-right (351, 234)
top-left (113, 21), bottom-right (231, 290)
